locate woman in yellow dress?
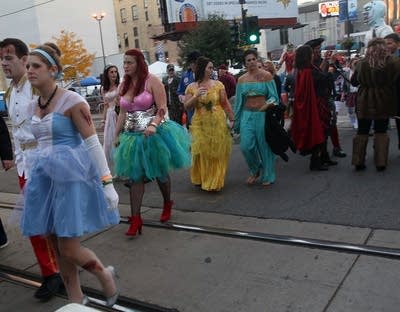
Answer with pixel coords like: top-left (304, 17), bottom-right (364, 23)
top-left (184, 56), bottom-right (234, 191)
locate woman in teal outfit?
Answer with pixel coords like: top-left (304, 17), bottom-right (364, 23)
top-left (234, 49), bottom-right (280, 186)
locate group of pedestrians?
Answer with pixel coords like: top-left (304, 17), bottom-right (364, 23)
top-left (1, 31), bottom-right (400, 308)
top-left (286, 33), bottom-right (400, 172)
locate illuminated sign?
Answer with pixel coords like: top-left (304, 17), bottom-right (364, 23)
top-left (164, 0), bottom-right (298, 23)
top-left (319, 1), bottom-right (339, 18)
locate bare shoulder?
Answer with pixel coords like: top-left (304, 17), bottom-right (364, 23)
top-left (237, 72), bottom-right (249, 83)
top-left (262, 70), bottom-right (273, 81)
top-left (187, 81), bottom-right (198, 89)
top-left (146, 74), bottom-right (162, 91)
top-left (212, 80), bottom-right (223, 88)
top-left (148, 73), bottom-right (162, 84)
top-left (69, 101), bottom-right (90, 115)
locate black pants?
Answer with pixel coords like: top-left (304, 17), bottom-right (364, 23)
top-left (396, 118), bottom-right (400, 146)
top-left (357, 118), bottom-right (388, 135)
top-left (0, 218), bottom-right (7, 245)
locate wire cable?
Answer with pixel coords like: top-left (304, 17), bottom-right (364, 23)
top-left (0, 0), bottom-right (57, 19)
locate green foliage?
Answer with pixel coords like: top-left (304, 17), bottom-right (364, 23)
top-left (53, 30), bottom-right (95, 80)
top-left (341, 37), bottom-right (354, 50)
top-left (178, 15), bottom-right (234, 68)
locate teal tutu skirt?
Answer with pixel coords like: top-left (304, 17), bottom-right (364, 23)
top-left (113, 120), bottom-right (191, 182)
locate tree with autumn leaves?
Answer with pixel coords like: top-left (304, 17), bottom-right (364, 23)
top-left (53, 30), bottom-right (95, 81)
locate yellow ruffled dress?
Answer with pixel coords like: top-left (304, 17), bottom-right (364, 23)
top-left (186, 81), bottom-right (232, 191)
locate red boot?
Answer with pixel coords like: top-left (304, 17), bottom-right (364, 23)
top-left (160, 200), bottom-right (173, 223)
top-left (125, 215), bottom-right (143, 236)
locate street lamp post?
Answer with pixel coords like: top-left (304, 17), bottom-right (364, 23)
top-left (92, 12), bottom-right (106, 70)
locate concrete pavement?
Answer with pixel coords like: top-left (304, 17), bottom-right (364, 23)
top-left (1, 190), bottom-right (400, 311)
top-left (2, 108), bottom-right (400, 311)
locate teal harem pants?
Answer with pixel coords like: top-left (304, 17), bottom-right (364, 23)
top-left (239, 110), bottom-right (276, 184)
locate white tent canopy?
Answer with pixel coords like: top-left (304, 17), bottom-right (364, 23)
top-left (148, 61), bottom-right (181, 78)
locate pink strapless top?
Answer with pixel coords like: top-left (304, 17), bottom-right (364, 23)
top-left (120, 88), bottom-right (154, 112)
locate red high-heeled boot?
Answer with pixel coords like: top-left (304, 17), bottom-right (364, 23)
top-left (160, 200), bottom-right (173, 223)
top-left (125, 215), bottom-right (143, 236)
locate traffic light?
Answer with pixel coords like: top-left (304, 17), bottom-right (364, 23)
top-left (244, 16), bottom-right (260, 44)
top-left (230, 20), bottom-right (240, 46)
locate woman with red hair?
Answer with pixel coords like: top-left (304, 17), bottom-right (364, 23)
top-left (113, 49), bottom-right (191, 236)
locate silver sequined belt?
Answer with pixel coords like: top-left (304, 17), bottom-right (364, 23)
top-left (20, 141), bottom-right (38, 151)
top-left (124, 106), bottom-right (156, 132)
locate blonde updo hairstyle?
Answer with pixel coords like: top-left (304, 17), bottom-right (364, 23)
top-left (30, 42), bottom-right (63, 79)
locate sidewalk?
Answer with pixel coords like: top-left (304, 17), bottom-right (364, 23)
top-left (1, 192), bottom-right (400, 312)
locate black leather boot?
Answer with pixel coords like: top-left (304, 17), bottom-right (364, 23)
top-left (352, 134), bottom-right (369, 171)
top-left (374, 133), bottom-right (389, 171)
top-left (310, 148), bottom-right (329, 171)
top-left (34, 273), bottom-right (64, 301)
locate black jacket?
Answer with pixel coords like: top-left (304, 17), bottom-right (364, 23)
top-left (0, 116), bottom-right (12, 161)
top-left (264, 106), bottom-right (296, 162)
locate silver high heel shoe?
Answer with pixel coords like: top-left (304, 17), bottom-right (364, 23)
top-left (81, 295), bottom-right (89, 305)
top-left (105, 266), bottom-right (119, 307)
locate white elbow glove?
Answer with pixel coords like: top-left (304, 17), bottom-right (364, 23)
top-left (84, 134), bottom-right (119, 210)
top-left (103, 183), bottom-right (119, 211)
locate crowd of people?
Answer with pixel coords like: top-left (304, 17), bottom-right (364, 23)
top-left (0, 32), bottom-right (399, 306)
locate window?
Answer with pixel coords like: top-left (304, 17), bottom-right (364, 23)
top-left (135, 39), bottom-right (140, 49)
top-left (279, 28), bottom-right (288, 45)
top-left (133, 27), bottom-right (138, 37)
top-left (120, 8), bottom-right (127, 23)
top-left (145, 11), bottom-right (149, 21)
top-left (144, 0), bottom-right (149, 8)
top-left (124, 33), bottom-right (129, 47)
top-left (117, 35), bottom-right (121, 49)
top-left (131, 5), bottom-right (138, 20)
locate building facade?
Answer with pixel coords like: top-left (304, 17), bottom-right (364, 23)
top-left (112, 0), bottom-right (180, 64)
top-left (0, 0), bottom-right (119, 87)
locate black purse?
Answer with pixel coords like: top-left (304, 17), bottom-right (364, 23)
top-left (114, 105), bottom-right (120, 115)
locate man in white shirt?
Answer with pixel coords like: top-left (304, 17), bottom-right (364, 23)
top-left (0, 38), bottom-right (63, 301)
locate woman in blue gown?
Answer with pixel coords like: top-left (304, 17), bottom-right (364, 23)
top-left (21, 43), bottom-right (119, 306)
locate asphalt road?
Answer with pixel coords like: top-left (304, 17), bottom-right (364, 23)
top-left (141, 126), bottom-right (400, 230)
top-left (1, 114), bottom-right (400, 231)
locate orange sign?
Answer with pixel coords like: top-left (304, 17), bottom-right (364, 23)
top-left (319, 1), bottom-right (339, 18)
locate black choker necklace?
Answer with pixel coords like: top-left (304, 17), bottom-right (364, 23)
top-left (38, 85), bottom-right (58, 110)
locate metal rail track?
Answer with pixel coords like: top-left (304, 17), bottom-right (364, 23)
top-left (2, 202), bottom-right (400, 263)
top-left (0, 264), bottom-right (178, 312)
top-left (2, 203), bottom-right (400, 311)
top-left (135, 218), bottom-right (400, 260)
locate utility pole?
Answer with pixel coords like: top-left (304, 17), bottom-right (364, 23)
top-left (240, 0), bottom-right (247, 46)
top-left (240, 0), bottom-right (247, 22)
top-left (92, 12), bottom-right (107, 70)
top-left (346, 0), bottom-right (351, 59)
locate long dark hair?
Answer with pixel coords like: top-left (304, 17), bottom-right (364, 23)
top-left (102, 65), bottom-right (120, 92)
top-left (120, 49), bottom-right (149, 96)
top-left (365, 38), bottom-right (390, 69)
top-left (194, 56), bottom-right (211, 82)
top-left (294, 45), bottom-right (313, 70)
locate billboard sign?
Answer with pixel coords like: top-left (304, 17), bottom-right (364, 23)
top-left (319, 1), bottom-right (339, 18)
top-left (165, 0), bottom-right (298, 23)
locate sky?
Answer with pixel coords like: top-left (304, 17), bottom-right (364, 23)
top-left (297, 0), bottom-right (314, 4)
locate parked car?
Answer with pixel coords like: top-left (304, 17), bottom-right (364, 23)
top-left (0, 91), bottom-right (7, 117)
